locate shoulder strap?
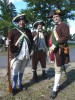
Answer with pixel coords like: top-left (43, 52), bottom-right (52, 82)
top-left (15, 28), bottom-right (30, 46)
top-left (53, 25), bottom-right (59, 41)
top-left (16, 28), bottom-right (30, 41)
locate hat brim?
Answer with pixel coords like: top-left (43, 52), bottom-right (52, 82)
top-left (49, 13), bottom-right (64, 18)
top-left (33, 21), bottom-right (45, 28)
top-left (12, 14), bottom-right (29, 23)
top-left (49, 10), bottom-right (65, 18)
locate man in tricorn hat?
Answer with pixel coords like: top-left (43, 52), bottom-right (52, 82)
top-left (49, 10), bottom-right (70, 99)
top-left (9, 14), bottom-right (33, 95)
top-left (31, 20), bottom-right (48, 81)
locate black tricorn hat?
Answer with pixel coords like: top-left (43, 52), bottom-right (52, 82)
top-left (49, 9), bottom-right (65, 18)
top-left (33, 20), bottom-right (45, 28)
top-left (12, 14), bottom-right (29, 23)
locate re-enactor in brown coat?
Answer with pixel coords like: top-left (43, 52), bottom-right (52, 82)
top-left (49, 10), bottom-right (70, 99)
top-left (9, 26), bottom-right (33, 59)
top-left (31, 20), bottom-right (48, 81)
top-left (9, 14), bottom-right (33, 95)
top-left (54, 22), bottom-right (70, 66)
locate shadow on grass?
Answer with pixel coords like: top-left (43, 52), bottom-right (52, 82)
top-left (46, 67), bottom-right (54, 79)
top-left (60, 69), bottom-right (75, 91)
top-left (22, 67), bottom-right (54, 91)
top-left (9, 67), bottom-right (55, 96)
top-left (15, 68), bottom-right (75, 96)
top-left (0, 97), bottom-right (3, 100)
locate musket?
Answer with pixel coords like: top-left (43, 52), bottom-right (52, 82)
top-left (7, 30), bottom-right (12, 94)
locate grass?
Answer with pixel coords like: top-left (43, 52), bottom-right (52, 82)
top-left (0, 43), bottom-right (75, 56)
top-left (0, 51), bottom-right (7, 56)
top-left (68, 43), bottom-right (75, 48)
top-left (0, 66), bottom-right (75, 100)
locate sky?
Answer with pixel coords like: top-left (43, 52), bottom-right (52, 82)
top-left (9, 0), bottom-right (75, 35)
top-left (9, 0), bottom-right (27, 13)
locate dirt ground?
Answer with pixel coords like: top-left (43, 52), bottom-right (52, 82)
top-left (0, 62), bottom-right (75, 100)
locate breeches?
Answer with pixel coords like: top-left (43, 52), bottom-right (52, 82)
top-left (32, 50), bottom-right (46, 70)
top-left (54, 56), bottom-right (62, 74)
top-left (10, 57), bottom-right (29, 76)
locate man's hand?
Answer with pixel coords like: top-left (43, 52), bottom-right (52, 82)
top-left (39, 32), bottom-right (44, 39)
top-left (33, 35), bottom-right (37, 41)
top-left (49, 44), bottom-right (56, 53)
top-left (30, 50), bottom-right (34, 59)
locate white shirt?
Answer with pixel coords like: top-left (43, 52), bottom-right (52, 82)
top-left (17, 38), bottom-right (30, 60)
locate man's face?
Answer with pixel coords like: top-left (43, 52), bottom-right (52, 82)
top-left (37, 24), bottom-right (43, 30)
top-left (53, 15), bottom-right (61, 24)
top-left (18, 20), bottom-right (25, 27)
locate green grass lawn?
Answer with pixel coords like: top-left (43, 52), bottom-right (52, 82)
top-left (68, 43), bottom-right (75, 48)
top-left (0, 51), bottom-right (7, 56)
top-left (0, 43), bottom-right (75, 56)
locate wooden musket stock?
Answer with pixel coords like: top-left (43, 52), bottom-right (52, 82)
top-left (8, 31), bottom-right (12, 94)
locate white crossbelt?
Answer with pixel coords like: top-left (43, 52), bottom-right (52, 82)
top-left (15, 28), bottom-right (30, 46)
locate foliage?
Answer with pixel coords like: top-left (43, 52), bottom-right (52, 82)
top-left (72, 33), bottom-right (75, 40)
top-left (69, 34), bottom-right (72, 40)
top-left (0, 0), bottom-right (17, 37)
top-left (22, 0), bottom-right (75, 28)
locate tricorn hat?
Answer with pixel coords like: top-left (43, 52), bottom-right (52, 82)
top-left (12, 14), bottom-right (29, 23)
top-left (33, 20), bottom-right (45, 28)
top-left (49, 9), bottom-right (65, 18)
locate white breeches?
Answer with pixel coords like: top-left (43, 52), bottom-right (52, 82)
top-left (10, 57), bottom-right (29, 76)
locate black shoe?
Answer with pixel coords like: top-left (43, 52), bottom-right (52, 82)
top-left (18, 85), bottom-right (23, 91)
top-left (42, 71), bottom-right (47, 79)
top-left (12, 88), bottom-right (17, 96)
top-left (31, 72), bottom-right (38, 82)
top-left (50, 91), bottom-right (58, 99)
top-left (18, 85), bottom-right (27, 91)
top-left (31, 75), bottom-right (38, 82)
top-left (31, 71), bottom-right (38, 82)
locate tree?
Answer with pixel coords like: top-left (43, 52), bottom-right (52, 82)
top-left (69, 34), bottom-right (73, 40)
top-left (72, 33), bottom-right (75, 40)
top-left (0, 0), bottom-right (17, 36)
top-left (22, 0), bottom-right (75, 28)
top-left (7, 2), bottom-right (17, 22)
